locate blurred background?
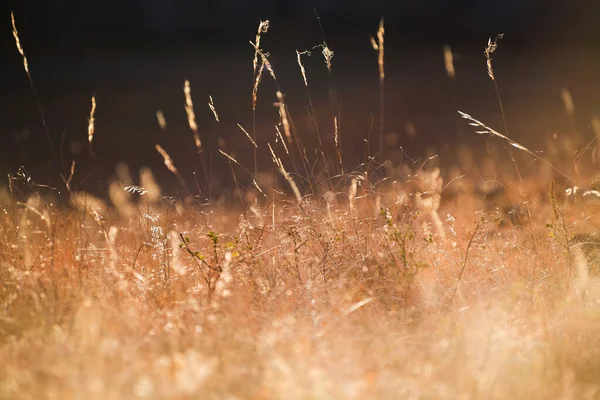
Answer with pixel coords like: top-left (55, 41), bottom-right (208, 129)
top-left (1, 0), bottom-right (599, 197)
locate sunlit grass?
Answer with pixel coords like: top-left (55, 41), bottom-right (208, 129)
top-left (4, 11), bottom-right (600, 400)
top-left (2, 163), bottom-right (600, 399)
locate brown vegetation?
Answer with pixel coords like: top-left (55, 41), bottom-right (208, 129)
top-left (3, 13), bottom-right (600, 400)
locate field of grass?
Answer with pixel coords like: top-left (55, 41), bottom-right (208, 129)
top-left (3, 14), bottom-right (600, 400)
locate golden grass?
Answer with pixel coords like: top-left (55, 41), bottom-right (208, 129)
top-left (371, 19), bottom-right (385, 160)
top-left (156, 110), bottom-right (167, 130)
top-left (237, 123), bottom-right (258, 149)
top-left (274, 91), bottom-right (292, 145)
top-left (208, 95), bottom-right (219, 123)
top-left (11, 11), bottom-right (28, 74)
top-left (561, 88), bottom-right (575, 116)
top-left (443, 45), bottom-right (455, 79)
top-left (274, 125), bottom-right (290, 155)
top-left (296, 50), bottom-right (309, 88)
top-left (4, 15), bottom-right (600, 400)
top-left (183, 80), bottom-right (201, 150)
top-left (268, 143), bottom-right (302, 202)
top-left (3, 172), bottom-right (600, 399)
top-left (252, 20), bottom-right (270, 88)
top-left (154, 144), bottom-right (185, 186)
top-left (87, 95), bottom-right (97, 154)
top-left (484, 33), bottom-right (504, 81)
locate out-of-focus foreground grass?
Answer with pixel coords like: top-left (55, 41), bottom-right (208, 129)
top-left (2, 162), bottom-right (600, 399)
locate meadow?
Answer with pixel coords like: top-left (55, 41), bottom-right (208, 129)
top-left (2, 15), bottom-right (600, 400)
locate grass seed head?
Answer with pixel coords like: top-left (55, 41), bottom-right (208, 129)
top-left (87, 95), bottom-right (97, 146)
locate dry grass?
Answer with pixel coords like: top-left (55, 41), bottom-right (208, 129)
top-left (87, 95), bottom-right (97, 148)
top-left (4, 13), bottom-right (600, 400)
top-left (183, 80), bottom-right (201, 151)
top-left (370, 18), bottom-right (385, 161)
top-left (3, 164), bottom-right (600, 399)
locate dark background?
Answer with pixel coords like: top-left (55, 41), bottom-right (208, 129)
top-left (2, 1), bottom-right (600, 197)
top-left (3, 1), bottom-right (597, 45)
